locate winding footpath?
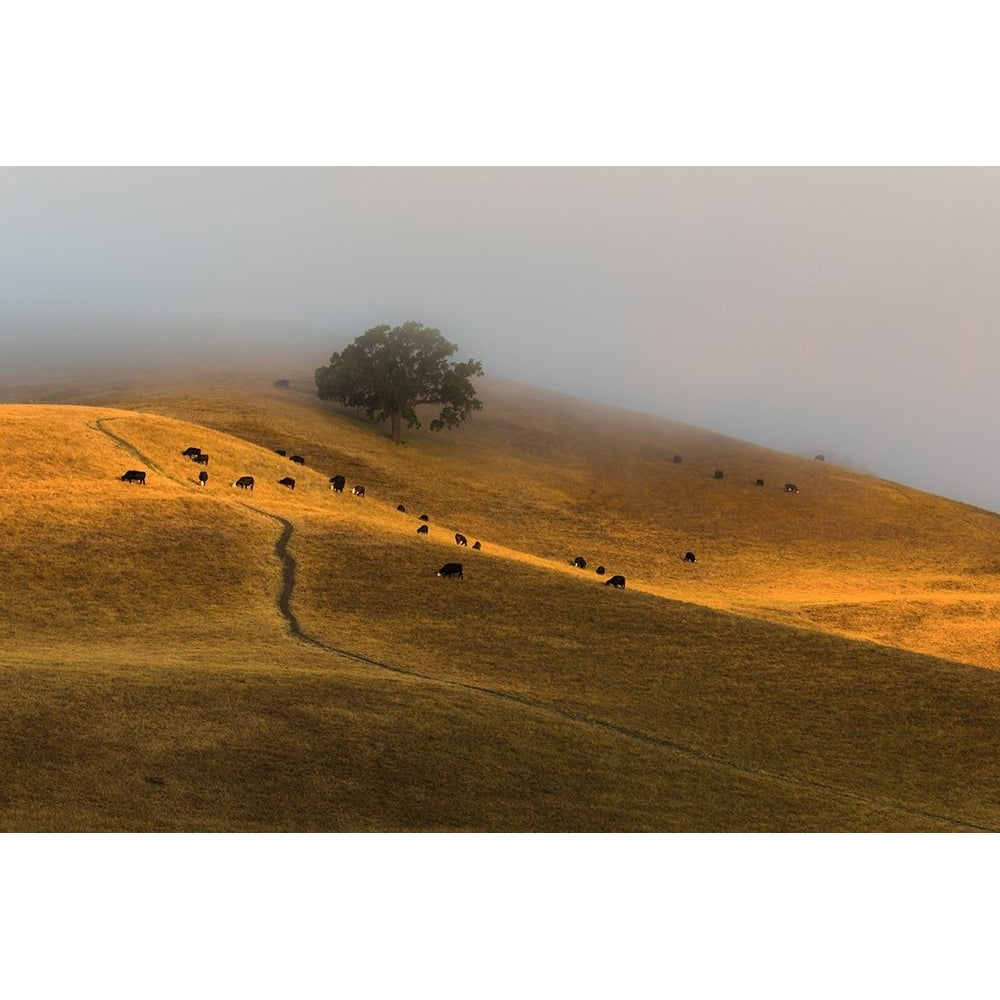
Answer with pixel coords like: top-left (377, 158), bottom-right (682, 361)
top-left (92, 416), bottom-right (998, 832)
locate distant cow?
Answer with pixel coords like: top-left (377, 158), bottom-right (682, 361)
top-left (330, 475), bottom-right (346, 492)
top-left (181, 447), bottom-right (201, 458)
top-left (605, 575), bottom-right (626, 589)
top-left (596, 566), bottom-right (606, 575)
top-left (193, 453), bottom-right (209, 465)
top-left (713, 470), bottom-right (724, 480)
top-left (784, 483), bottom-right (799, 493)
top-left (418, 513), bottom-right (429, 522)
top-left (275, 449), bottom-right (287, 457)
top-left (278, 477), bottom-right (296, 490)
top-left (572, 556), bottom-right (587, 569)
top-left (472, 541), bottom-right (481, 550)
top-left (417, 524), bottom-right (429, 534)
top-left (755, 478), bottom-right (765, 487)
top-left (352, 484), bottom-right (365, 497)
top-left (290, 455), bottom-right (305, 465)
top-left (273, 379), bottom-right (290, 389)
top-left (455, 533), bottom-right (468, 546)
top-left (672, 455), bottom-right (682, 464)
top-left (684, 551), bottom-right (696, 563)
top-left (814, 454), bottom-right (825, 462)
top-left (437, 562), bottom-right (463, 579)
top-left (198, 471), bottom-right (208, 486)
top-left (233, 476), bottom-right (255, 490)
top-left (120, 470), bottom-right (146, 485)
top-left (397, 504), bottom-right (406, 512)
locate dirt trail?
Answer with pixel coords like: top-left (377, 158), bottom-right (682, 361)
top-left (90, 417), bottom-right (997, 831)
top-left (93, 417), bottom-right (172, 478)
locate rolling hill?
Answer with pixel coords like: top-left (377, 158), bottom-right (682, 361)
top-left (3, 362), bottom-right (1000, 831)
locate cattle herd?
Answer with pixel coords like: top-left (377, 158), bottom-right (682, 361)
top-left (116, 443), bottom-right (810, 594)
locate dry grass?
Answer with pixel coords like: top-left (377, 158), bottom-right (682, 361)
top-left (4, 364), bottom-right (1000, 831)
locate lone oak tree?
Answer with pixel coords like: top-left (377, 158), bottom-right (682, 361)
top-left (315, 321), bottom-right (484, 444)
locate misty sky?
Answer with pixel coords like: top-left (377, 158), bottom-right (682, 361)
top-left (3, 166), bottom-right (1000, 510)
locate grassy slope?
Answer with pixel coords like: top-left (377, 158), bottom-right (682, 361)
top-left (3, 366), bottom-right (1000, 831)
top-left (59, 364), bottom-right (1000, 667)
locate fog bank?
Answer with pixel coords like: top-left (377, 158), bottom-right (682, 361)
top-left (3, 167), bottom-right (999, 510)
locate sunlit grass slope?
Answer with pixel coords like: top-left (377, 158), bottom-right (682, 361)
top-left (37, 362), bottom-right (1000, 669)
top-left (3, 365), bottom-right (1000, 831)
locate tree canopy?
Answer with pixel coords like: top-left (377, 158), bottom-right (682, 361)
top-left (315, 321), bottom-right (484, 443)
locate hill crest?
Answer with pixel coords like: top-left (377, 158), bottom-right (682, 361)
top-left (4, 376), bottom-right (1000, 670)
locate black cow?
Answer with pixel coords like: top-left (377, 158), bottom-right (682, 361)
top-left (596, 566), bottom-right (606, 575)
top-left (814, 454), bottom-right (825, 462)
top-left (276, 449), bottom-right (287, 457)
top-left (278, 477), bottom-right (296, 490)
top-left (437, 562), bottom-right (463, 579)
top-left (784, 483), bottom-right (800, 493)
top-left (397, 504), bottom-right (406, 512)
top-left (572, 556), bottom-right (587, 569)
top-left (713, 470), bottom-right (725, 480)
top-left (330, 475), bottom-right (346, 492)
top-left (684, 551), bottom-right (696, 563)
top-left (352, 484), bottom-right (365, 497)
top-left (290, 455), bottom-right (305, 465)
top-left (233, 476), bottom-right (255, 490)
top-left (455, 533), bottom-right (468, 546)
top-left (605, 575), bottom-right (626, 589)
top-left (418, 513), bottom-right (429, 522)
top-left (672, 455), bottom-right (682, 464)
top-left (755, 478), bottom-right (765, 487)
top-left (472, 541), bottom-right (481, 550)
top-left (120, 470), bottom-right (146, 485)
top-left (193, 453), bottom-right (209, 465)
top-left (198, 471), bottom-right (208, 486)
top-left (181, 447), bottom-right (201, 458)
top-left (417, 524), bottom-right (429, 534)
top-left (273, 379), bottom-right (290, 389)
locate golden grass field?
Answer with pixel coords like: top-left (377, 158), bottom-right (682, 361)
top-left (4, 360), bottom-right (1000, 831)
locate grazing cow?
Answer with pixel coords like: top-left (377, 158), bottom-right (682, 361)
top-left (596, 566), bottom-right (606, 575)
top-left (273, 379), bottom-right (290, 389)
top-left (352, 484), bottom-right (365, 497)
top-left (330, 475), bottom-right (346, 492)
top-left (233, 476), bottom-right (255, 490)
top-left (181, 447), bottom-right (201, 458)
top-left (572, 556), bottom-right (587, 569)
top-left (437, 562), bottom-right (463, 579)
top-left (814, 454), bottom-right (825, 462)
top-left (397, 504), bottom-right (406, 512)
top-left (755, 478), bottom-right (765, 487)
top-left (472, 541), bottom-right (481, 550)
top-left (120, 470), bottom-right (146, 485)
top-left (605, 575), bottom-right (626, 589)
top-left (455, 533), bottom-right (468, 546)
top-left (198, 471), bottom-right (208, 487)
top-left (417, 524), bottom-right (429, 534)
top-left (784, 483), bottom-right (799, 493)
top-left (290, 455), bottom-right (305, 465)
top-left (684, 551), bottom-right (696, 563)
top-left (418, 513), bottom-right (429, 522)
top-left (278, 477), bottom-right (296, 490)
top-left (672, 455), bottom-right (682, 464)
top-left (193, 453), bottom-right (209, 465)
top-left (275, 449), bottom-right (287, 457)
top-left (713, 470), bottom-right (725, 480)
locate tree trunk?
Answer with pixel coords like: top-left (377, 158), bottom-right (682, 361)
top-left (390, 410), bottom-right (402, 444)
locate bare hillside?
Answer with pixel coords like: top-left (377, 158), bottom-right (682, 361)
top-left (17, 363), bottom-right (1000, 668)
top-left (4, 372), bottom-right (1000, 831)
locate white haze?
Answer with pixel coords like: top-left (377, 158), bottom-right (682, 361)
top-left (2, 166), bottom-right (999, 510)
